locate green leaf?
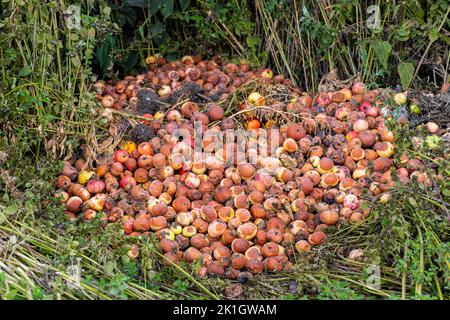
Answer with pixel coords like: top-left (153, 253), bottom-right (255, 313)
top-left (105, 261), bottom-right (115, 275)
top-left (31, 287), bottom-right (44, 300)
top-left (246, 35), bottom-right (261, 51)
top-left (3, 203), bottom-right (18, 216)
top-left (18, 66), bottom-right (32, 77)
top-left (102, 6), bottom-right (111, 16)
top-left (408, 197), bottom-right (418, 207)
top-left (5, 289), bottom-right (18, 300)
top-left (95, 35), bottom-right (115, 78)
top-left (149, 0), bottom-right (165, 16)
top-left (373, 40), bottom-right (391, 69)
top-left (160, 0), bottom-right (174, 18)
top-left (87, 27), bottom-right (96, 38)
top-left (96, 45), bottom-right (108, 77)
top-left (395, 25), bottom-right (410, 42)
top-left (71, 55), bottom-right (81, 68)
top-left (150, 19), bottom-right (165, 35)
top-left (179, 0), bottom-right (191, 11)
top-left (24, 200), bottom-right (37, 213)
top-left (398, 62), bottom-right (414, 89)
top-left (428, 27), bottom-right (439, 42)
top-left (125, 0), bottom-right (150, 8)
top-left (138, 25), bottom-right (144, 40)
top-left (442, 189), bottom-right (450, 197)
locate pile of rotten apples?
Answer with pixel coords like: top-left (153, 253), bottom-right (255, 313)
top-left (93, 54), bottom-right (291, 115)
top-left (54, 56), bottom-right (442, 279)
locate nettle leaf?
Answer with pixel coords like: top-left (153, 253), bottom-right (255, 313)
top-left (408, 197), bottom-right (418, 207)
top-left (18, 66), bottom-right (32, 77)
top-left (395, 25), bottom-right (410, 41)
top-left (149, 0), bottom-right (166, 16)
top-left (3, 203), bottom-right (19, 216)
top-left (96, 35), bottom-right (116, 78)
top-left (102, 6), bottom-right (111, 16)
top-left (31, 286), bottom-right (45, 300)
top-left (398, 62), bottom-right (414, 89)
top-left (138, 25), bottom-right (145, 40)
top-left (428, 27), bottom-right (439, 42)
top-left (246, 35), bottom-right (261, 49)
top-left (373, 40), bottom-right (391, 69)
top-left (105, 261), bottom-right (115, 275)
top-left (71, 55), bottom-right (81, 68)
top-left (125, 0), bottom-right (150, 8)
top-left (179, 0), bottom-right (191, 11)
top-left (151, 19), bottom-right (165, 35)
top-left (160, 0), bottom-right (174, 18)
top-left (409, 1), bottom-right (425, 23)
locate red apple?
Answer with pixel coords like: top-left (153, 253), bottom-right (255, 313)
top-left (120, 176), bottom-right (137, 189)
top-left (359, 101), bottom-right (371, 114)
top-left (115, 150), bottom-right (130, 164)
top-left (138, 142), bottom-right (153, 156)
